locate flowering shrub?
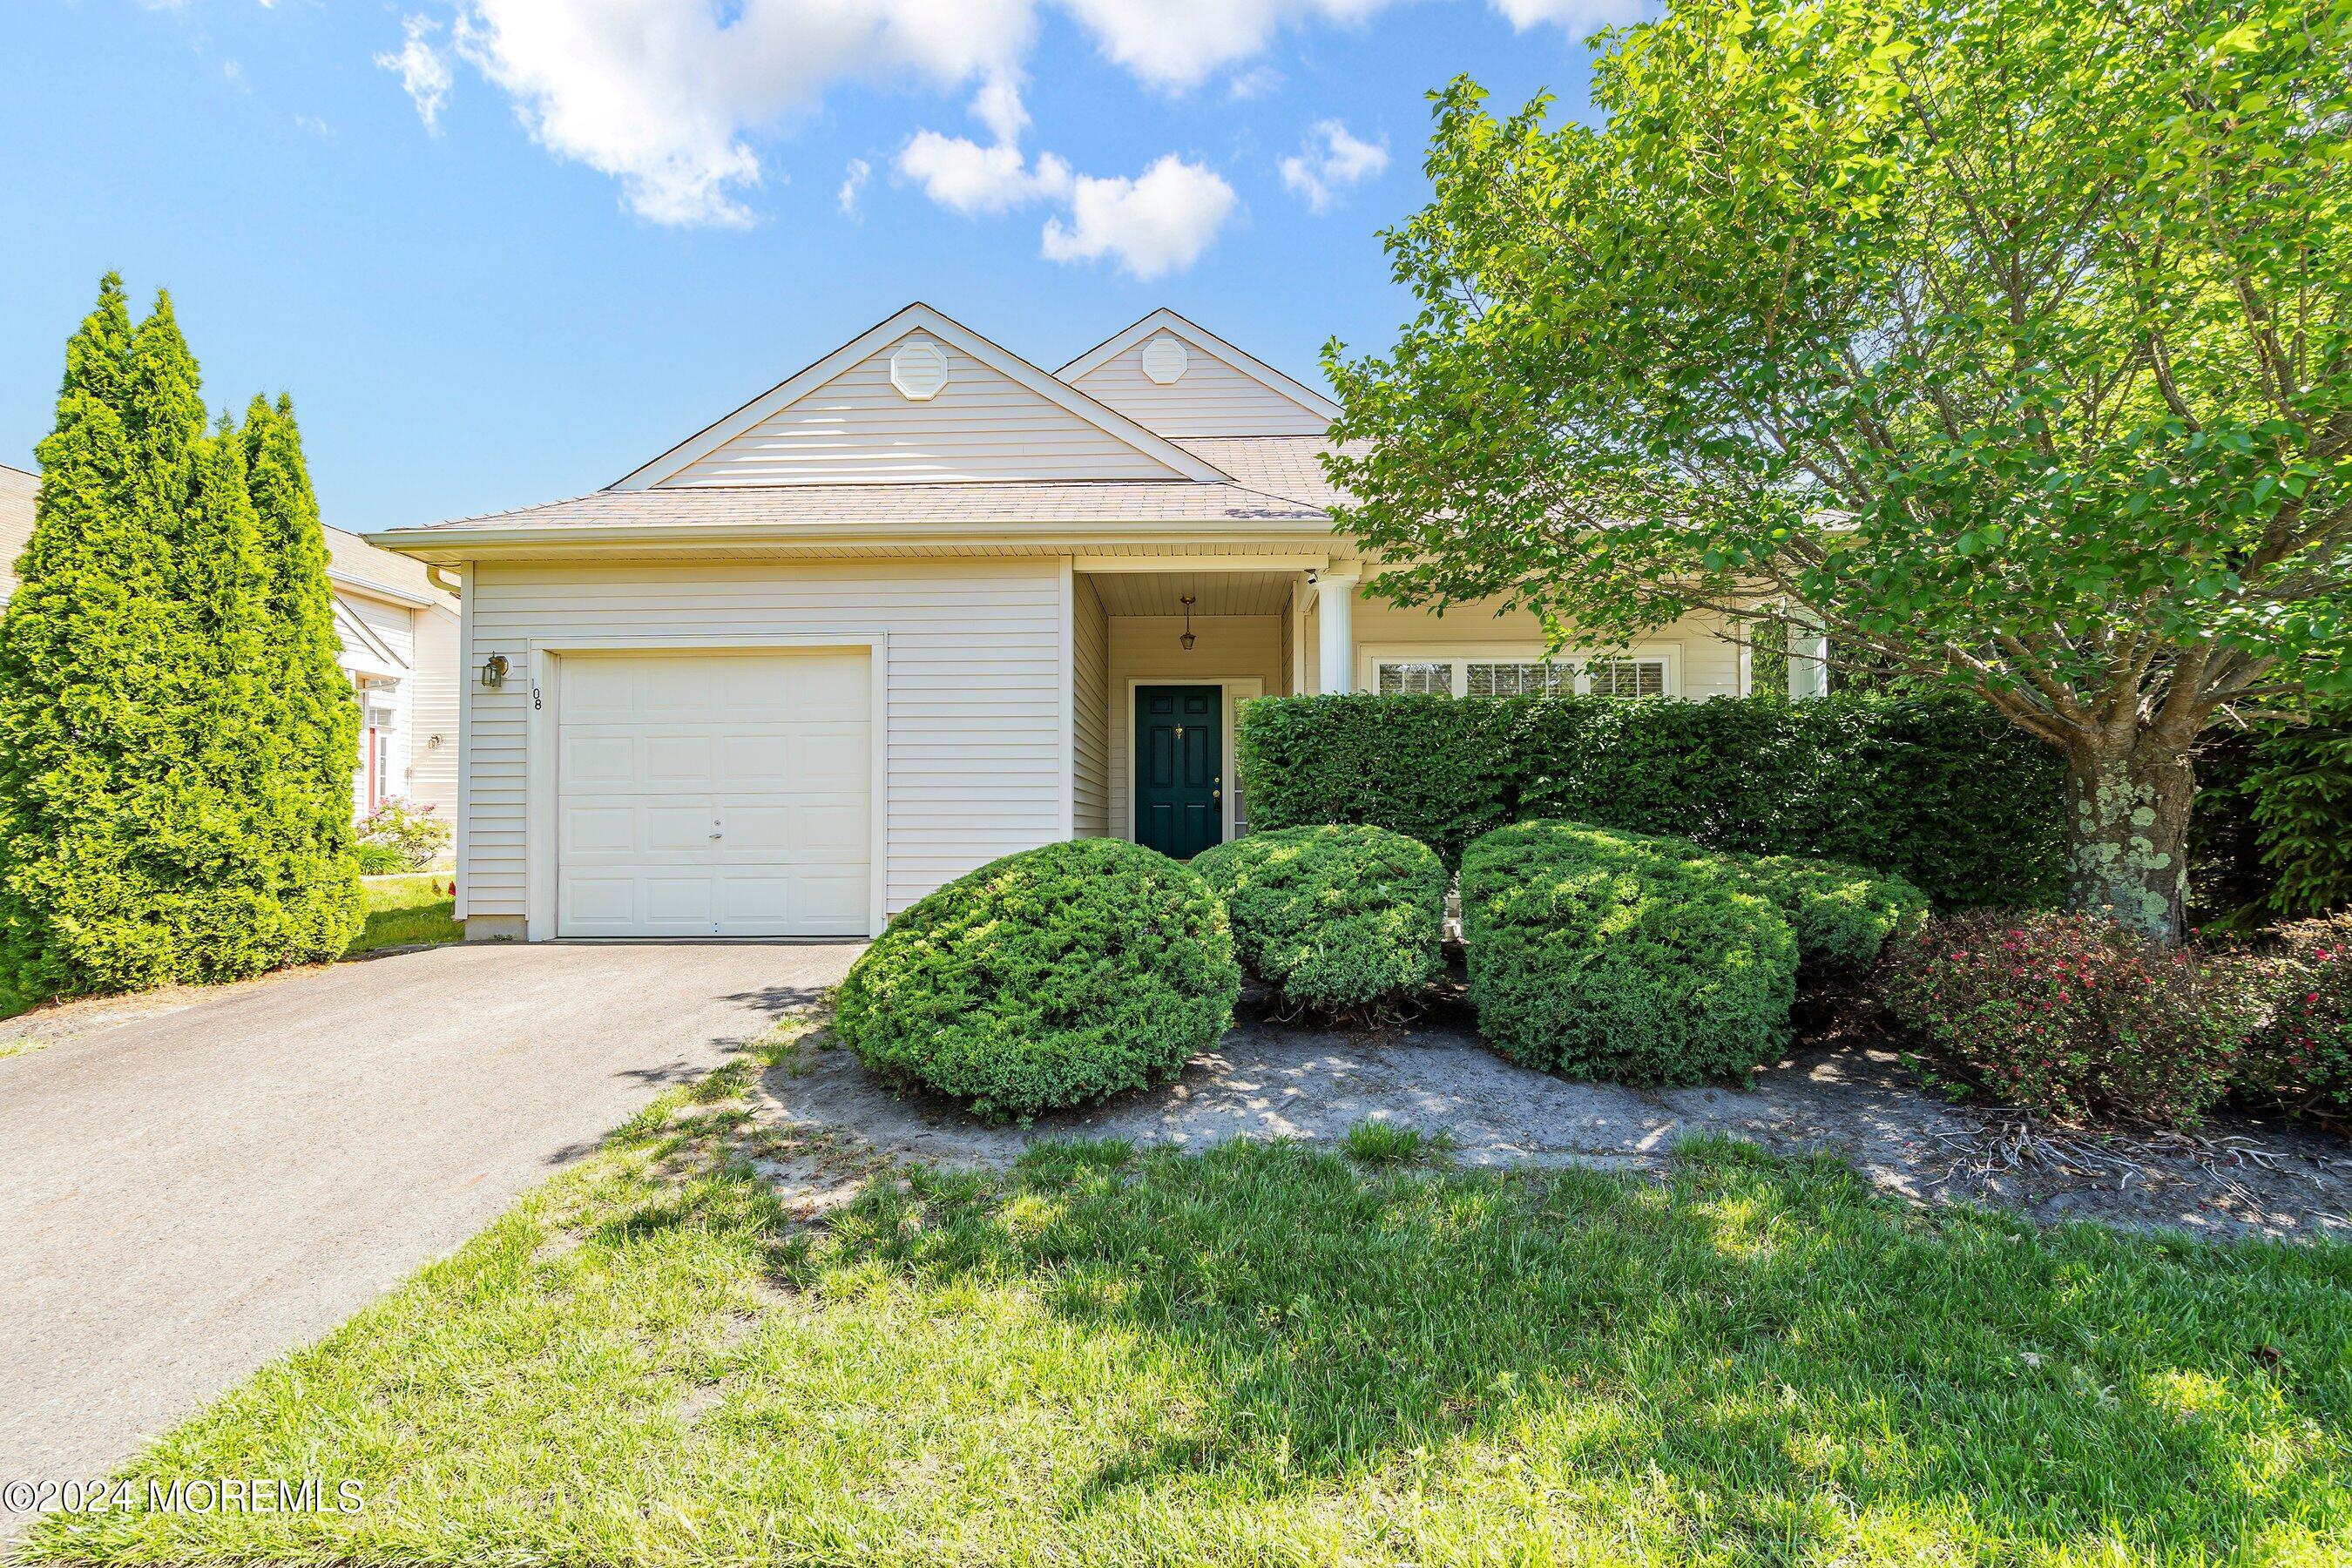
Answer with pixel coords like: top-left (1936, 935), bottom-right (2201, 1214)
top-left (358, 797), bottom-right (451, 872)
top-left (1878, 910), bottom-right (2257, 1127)
top-left (2238, 911), bottom-right (2352, 1121)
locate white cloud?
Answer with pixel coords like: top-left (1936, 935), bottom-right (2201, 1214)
top-left (1057, 0), bottom-right (1401, 91)
top-left (1042, 155), bottom-right (1237, 280)
top-left (1279, 118), bottom-right (1387, 212)
top-left (1227, 63), bottom-right (1283, 100)
top-left (837, 157), bottom-right (871, 217)
top-left (1487, 0), bottom-right (1646, 29)
top-left (895, 78), bottom-right (1072, 214)
top-left (445, 0), bottom-right (1035, 226)
top-left (375, 14), bottom-right (452, 132)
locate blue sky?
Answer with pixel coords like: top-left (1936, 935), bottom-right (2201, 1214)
top-left (3, 0), bottom-right (1629, 534)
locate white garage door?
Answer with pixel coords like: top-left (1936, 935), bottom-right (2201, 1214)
top-left (557, 650), bottom-right (871, 937)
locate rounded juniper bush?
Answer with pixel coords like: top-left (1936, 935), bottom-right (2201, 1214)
top-left (834, 838), bottom-right (1240, 1122)
top-left (1738, 855), bottom-right (1929, 973)
top-left (1460, 820), bottom-right (1797, 1085)
top-left (1192, 823), bottom-right (1445, 1013)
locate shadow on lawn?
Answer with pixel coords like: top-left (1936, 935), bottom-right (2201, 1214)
top-left (801, 1134), bottom-right (2352, 1559)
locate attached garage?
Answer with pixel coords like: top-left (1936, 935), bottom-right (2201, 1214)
top-left (551, 649), bottom-right (874, 937)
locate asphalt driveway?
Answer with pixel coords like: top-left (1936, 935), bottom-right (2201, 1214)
top-left (0, 939), bottom-right (860, 1529)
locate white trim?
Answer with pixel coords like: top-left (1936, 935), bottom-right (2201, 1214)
top-left (453, 563), bottom-right (474, 921)
top-left (332, 595), bottom-right (409, 673)
top-left (1057, 556), bottom-right (1076, 841)
top-left (1057, 309), bottom-right (1343, 426)
top-left (364, 517), bottom-right (1339, 561)
top-left (521, 632), bottom-right (890, 942)
top-left (1070, 551), bottom-right (1329, 573)
top-left (1120, 677), bottom-right (1262, 848)
top-left (609, 303), bottom-right (1228, 490)
top-left (328, 569), bottom-right (443, 610)
top-left (1356, 640), bottom-right (1685, 699)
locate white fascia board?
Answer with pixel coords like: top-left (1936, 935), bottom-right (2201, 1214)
top-left (327, 567), bottom-right (443, 610)
top-left (608, 302), bottom-right (1231, 491)
top-left (1056, 308), bottom-right (1344, 423)
top-left (363, 517), bottom-right (1342, 563)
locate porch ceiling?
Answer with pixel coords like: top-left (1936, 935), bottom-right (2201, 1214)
top-left (1085, 569), bottom-right (1294, 618)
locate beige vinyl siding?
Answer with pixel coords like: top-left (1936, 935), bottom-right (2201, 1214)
top-left (408, 602), bottom-right (461, 816)
top-left (461, 558), bottom-right (1064, 922)
top-left (0, 464), bottom-right (37, 598)
top-left (661, 335), bottom-right (1186, 488)
top-left (1070, 341), bottom-right (1332, 437)
top-left (1349, 595), bottom-right (1746, 699)
top-left (1107, 614), bottom-right (1283, 841)
top-left (1071, 574), bottom-right (1110, 837)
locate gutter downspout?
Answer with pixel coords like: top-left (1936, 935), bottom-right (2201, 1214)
top-left (425, 563), bottom-right (462, 598)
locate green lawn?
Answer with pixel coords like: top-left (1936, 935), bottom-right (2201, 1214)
top-left (347, 873), bottom-right (463, 955)
top-left (26, 1026), bottom-right (2352, 1567)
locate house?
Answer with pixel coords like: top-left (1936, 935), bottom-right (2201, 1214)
top-left (0, 463), bottom-right (37, 601)
top-left (368, 304), bottom-right (1763, 942)
top-left (325, 526), bottom-right (461, 823)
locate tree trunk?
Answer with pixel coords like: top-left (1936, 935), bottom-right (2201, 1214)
top-left (2062, 733), bottom-right (2195, 944)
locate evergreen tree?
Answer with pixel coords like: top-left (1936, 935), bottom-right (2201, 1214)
top-left (0, 279), bottom-right (364, 1002)
top-left (242, 395), bottom-right (362, 959)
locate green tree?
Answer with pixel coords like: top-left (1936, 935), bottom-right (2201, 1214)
top-left (242, 395), bottom-right (363, 959)
top-left (1326, 0), bottom-right (2352, 943)
top-left (0, 279), bottom-right (362, 1002)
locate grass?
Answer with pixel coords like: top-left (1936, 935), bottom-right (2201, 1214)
top-left (347, 873), bottom-right (463, 955)
top-left (25, 1024), bottom-right (2352, 1568)
top-left (1342, 1117), bottom-right (1447, 1165)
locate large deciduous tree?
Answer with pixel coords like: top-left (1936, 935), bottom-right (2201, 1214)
top-left (1325, 0), bottom-right (2352, 943)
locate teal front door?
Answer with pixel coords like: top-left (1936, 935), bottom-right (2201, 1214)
top-left (1135, 686), bottom-right (1223, 859)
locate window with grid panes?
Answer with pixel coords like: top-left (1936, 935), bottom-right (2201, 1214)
top-left (1375, 661), bottom-right (1455, 695)
top-left (1586, 658), bottom-right (1668, 698)
top-left (1467, 661), bottom-right (1571, 697)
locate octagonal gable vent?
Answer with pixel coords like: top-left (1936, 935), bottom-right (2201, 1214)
top-left (1139, 334), bottom-right (1189, 385)
top-left (889, 335), bottom-right (950, 401)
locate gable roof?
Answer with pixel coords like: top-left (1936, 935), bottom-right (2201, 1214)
top-left (1057, 308), bottom-right (1342, 437)
top-left (612, 302), bottom-right (1230, 491)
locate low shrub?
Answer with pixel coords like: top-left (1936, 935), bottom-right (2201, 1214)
top-left (1738, 855), bottom-right (1929, 972)
top-left (1460, 821), bottom-right (1796, 1085)
top-left (1192, 824), bottom-right (1444, 1011)
top-left (2237, 911), bottom-right (2352, 1120)
top-left (1878, 910), bottom-right (2258, 1128)
top-left (355, 841), bottom-right (406, 875)
top-left (834, 839), bottom-right (1240, 1122)
top-left (358, 797), bottom-right (450, 871)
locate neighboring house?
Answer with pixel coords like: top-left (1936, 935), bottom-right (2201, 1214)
top-left (0, 462), bottom-right (37, 601)
top-left (369, 304), bottom-right (1762, 943)
top-left (325, 526), bottom-right (461, 823)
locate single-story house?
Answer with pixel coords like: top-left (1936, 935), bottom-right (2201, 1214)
top-left (0, 462), bottom-right (38, 601)
top-left (325, 526), bottom-right (461, 823)
top-left (368, 304), bottom-right (1780, 943)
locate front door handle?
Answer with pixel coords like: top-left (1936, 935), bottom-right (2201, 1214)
top-left (1212, 789), bottom-right (1222, 802)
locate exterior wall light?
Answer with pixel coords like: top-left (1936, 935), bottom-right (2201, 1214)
top-left (480, 652), bottom-right (510, 690)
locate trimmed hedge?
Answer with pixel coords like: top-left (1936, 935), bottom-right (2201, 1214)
top-left (1738, 855), bottom-right (1929, 972)
top-left (1461, 821), bottom-right (1796, 1085)
top-left (1193, 824), bottom-right (1444, 1010)
top-left (1236, 692), bottom-right (2062, 909)
top-left (835, 839), bottom-right (1240, 1122)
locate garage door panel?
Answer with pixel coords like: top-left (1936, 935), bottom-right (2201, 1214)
top-left (646, 803), bottom-right (718, 853)
top-left (556, 651), bottom-right (871, 937)
top-left (560, 805), bottom-right (639, 855)
top-left (562, 736), bottom-right (638, 787)
top-left (793, 872), bottom-right (868, 928)
top-left (790, 805), bottom-right (868, 860)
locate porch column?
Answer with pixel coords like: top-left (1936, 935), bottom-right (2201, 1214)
top-left (1787, 602), bottom-right (1828, 701)
top-left (1317, 571), bottom-right (1359, 694)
